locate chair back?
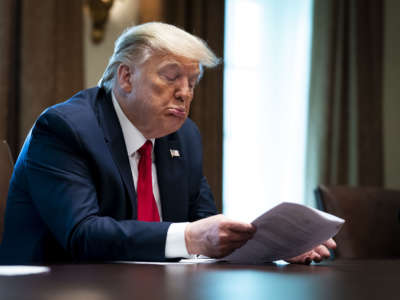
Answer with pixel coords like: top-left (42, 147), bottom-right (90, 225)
top-left (0, 140), bottom-right (14, 240)
top-left (315, 185), bottom-right (400, 259)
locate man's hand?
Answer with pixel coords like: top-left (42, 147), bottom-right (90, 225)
top-left (286, 238), bottom-right (337, 264)
top-left (185, 214), bottom-right (256, 258)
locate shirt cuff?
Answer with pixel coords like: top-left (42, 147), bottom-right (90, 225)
top-left (165, 222), bottom-right (192, 258)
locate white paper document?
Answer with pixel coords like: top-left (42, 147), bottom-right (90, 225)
top-left (0, 266), bottom-right (50, 276)
top-left (115, 257), bottom-right (218, 265)
top-left (223, 202), bottom-right (345, 263)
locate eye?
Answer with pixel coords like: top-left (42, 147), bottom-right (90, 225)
top-left (160, 70), bottom-right (180, 82)
top-left (165, 74), bottom-right (178, 81)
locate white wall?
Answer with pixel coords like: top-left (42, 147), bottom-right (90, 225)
top-left (383, 0), bottom-right (400, 189)
top-left (83, 0), bottom-right (139, 88)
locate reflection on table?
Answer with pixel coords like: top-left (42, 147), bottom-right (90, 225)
top-left (0, 259), bottom-right (398, 300)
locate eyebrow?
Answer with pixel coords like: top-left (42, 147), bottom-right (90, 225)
top-left (158, 62), bottom-right (180, 71)
top-left (163, 59), bottom-right (179, 65)
top-left (158, 62), bottom-right (200, 78)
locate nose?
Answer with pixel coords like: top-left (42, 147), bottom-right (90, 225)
top-left (174, 78), bottom-right (192, 102)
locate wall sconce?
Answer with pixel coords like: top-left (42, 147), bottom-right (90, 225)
top-left (85, 0), bottom-right (114, 44)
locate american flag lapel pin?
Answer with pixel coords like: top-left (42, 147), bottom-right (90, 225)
top-left (170, 149), bottom-right (180, 158)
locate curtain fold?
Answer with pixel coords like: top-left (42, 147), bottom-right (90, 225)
top-left (0, 0), bottom-right (83, 239)
top-left (0, 0), bottom-right (21, 241)
top-left (19, 0), bottom-right (84, 148)
top-left (0, 0), bottom-right (20, 157)
top-left (0, 0), bottom-right (84, 157)
top-left (163, 0), bottom-right (225, 211)
top-left (305, 0), bottom-right (384, 206)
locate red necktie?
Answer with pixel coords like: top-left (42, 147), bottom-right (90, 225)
top-left (137, 140), bottom-right (160, 222)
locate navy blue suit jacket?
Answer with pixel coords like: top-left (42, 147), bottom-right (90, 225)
top-left (0, 87), bottom-right (217, 264)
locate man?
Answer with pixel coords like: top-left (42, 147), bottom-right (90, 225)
top-left (0, 22), bottom-right (334, 264)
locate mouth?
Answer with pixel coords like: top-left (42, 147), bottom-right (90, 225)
top-left (167, 107), bottom-right (186, 118)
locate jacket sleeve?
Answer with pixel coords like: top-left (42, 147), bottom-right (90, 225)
top-left (24, 109), bottom-right (171, 261)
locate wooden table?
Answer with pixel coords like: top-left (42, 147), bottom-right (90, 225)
top-left (0, 259), bottom-right (399, 300)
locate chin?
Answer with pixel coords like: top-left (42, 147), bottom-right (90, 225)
top-left (159, 121), bottom-right (185, 137)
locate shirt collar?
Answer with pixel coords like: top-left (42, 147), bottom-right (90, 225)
top-left (111, 92), bottom-right (155, 156)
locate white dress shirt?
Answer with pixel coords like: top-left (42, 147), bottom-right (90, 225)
top-left (111, 93), bottom-right (190, 258)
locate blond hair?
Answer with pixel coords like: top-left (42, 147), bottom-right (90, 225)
top-left (98, 22), bottom-right (220, 92)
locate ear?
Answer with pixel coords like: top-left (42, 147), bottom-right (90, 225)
top-left (116, 64), bottom-right (133, 93)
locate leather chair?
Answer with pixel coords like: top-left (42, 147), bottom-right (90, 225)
top-left (315, 185), bottom-right (400, 259)
top-left (0, 140), bottom-right (14, 241)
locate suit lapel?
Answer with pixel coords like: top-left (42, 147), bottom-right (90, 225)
top-left (155, 134), bottom-right (189, 222)
top-left (94, 90), bottom-right (137, 218)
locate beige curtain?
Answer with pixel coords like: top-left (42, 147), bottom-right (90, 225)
top-left (163, 0), bottom-right (225, 212)
top-left (305, 0), bottom-right (384, 206)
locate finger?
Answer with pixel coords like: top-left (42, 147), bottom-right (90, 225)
top-left (223, 221), bottom-right (256, 233)
top-left (323, 238), bottom-right (337, 249)
top-left (309, 251), bottom-right (322, 263)
top-left (286, 251), bottom-right (311, 264)
top-left (221, 230), bottom-right (254, 243)
top-left (314, 245), bottom-right (331, 259)
top-left (289, 255), bottom-right (312, 265)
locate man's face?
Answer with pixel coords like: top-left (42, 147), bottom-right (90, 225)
top-left (118, 53), bottom-right (201, 138)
